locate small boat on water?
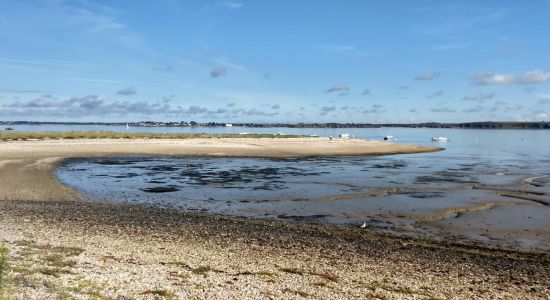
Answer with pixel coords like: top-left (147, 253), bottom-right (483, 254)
top-left (339, 133), bottom-right (351, 139)
top-left (383, 135), bottom-right (394, 140)
top-left (4, 127), bottom-right (14, 131)
top-left (431, 136), bottom-right (448, 142)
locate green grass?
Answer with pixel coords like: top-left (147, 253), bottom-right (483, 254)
top-left (0, 245), bottom-right (8, 288)
top-left (0, 131), bottom-right (306, 141)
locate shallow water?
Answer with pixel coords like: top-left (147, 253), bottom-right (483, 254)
top-left (54, 127), bottom-right (550, 252)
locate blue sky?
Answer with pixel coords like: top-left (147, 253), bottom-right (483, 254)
top-left (1, 0), bottom-right (549, 123)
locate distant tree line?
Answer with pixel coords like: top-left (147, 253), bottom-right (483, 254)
top-left (1, 120), bottom-right (548, 129)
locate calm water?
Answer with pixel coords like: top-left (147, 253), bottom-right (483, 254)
top-left (51, 126), bottom-right (550, 252)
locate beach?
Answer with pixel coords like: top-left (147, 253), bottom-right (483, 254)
top-left (1, 138), bottom-right (549, 299)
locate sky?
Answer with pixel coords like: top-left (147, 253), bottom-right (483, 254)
top-left (1, 0), bottom-right (550, 123)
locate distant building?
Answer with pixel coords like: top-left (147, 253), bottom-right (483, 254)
top-left (225, 123), bottom-right (233, 127)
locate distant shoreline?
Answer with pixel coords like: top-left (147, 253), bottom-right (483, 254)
top-left (1, 120), bottom-right (549, 129)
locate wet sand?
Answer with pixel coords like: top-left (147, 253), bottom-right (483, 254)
top-left (1, 138), bottom-right (549, 298)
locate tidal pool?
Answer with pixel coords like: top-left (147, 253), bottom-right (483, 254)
top-left (55, 153), bottom-right (550, 252)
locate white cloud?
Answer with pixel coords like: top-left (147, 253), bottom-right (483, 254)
top-left (0, 94), bottom-right (287, 119)
top-left (518, 71), bottom-right (550, 85)
top-left (472, 70), bottom-right (550, 85)
top-left (472, 72), bottom-right (515, 85)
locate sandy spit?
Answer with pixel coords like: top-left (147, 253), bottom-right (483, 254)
top-left (0, 138), bottom-right (439, 201)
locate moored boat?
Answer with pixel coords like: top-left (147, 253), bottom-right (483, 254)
top-left (431, 136), bottom-right (448, 142)
top-left (339, 133), bottom-right (350, 139)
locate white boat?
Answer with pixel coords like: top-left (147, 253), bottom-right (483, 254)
top-left (431, 136), bottom-right (448, 142)
top-left (339, 133), bottom-right (350, 139)
top-left (384, 135), bottom-right (394, 140)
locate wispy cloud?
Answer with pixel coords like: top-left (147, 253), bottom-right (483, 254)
top-left (432, 42), bottom-right (472, 51)
top-left (415, 72), bottom-right (440, 81)
top-left (538, 94), bottom-right (550, 105)
top-left (462, 106), bottom-right (485, 113)
top-left (116, 87), bottom-right (137, 96)
top-left (222, 1), bottom-right (244, 9)
top-left (362, 88), bottom-right (371, 96)
top-left (362, 104), bottom-right (384, 114)
top-left (315, 44), bottom-right (373, 57)
top-left (320, 106), bottom-right (337, 115)
top-left (430, 107), bottom-right (456, 113)
top-left (427, 90), bottom-right (444, 98)
top-left (412, 6), bottom-right (508, 36)
top-left (325, 84), bottom-right (350, 94)
top-left (56, 77), bottom-right (125, 85)
top-left (200, 1), bottom-right (244, 13)
top-left (213, 58), bottom-right (245, 70)
top-left (0, 89), bottom-right (49, 94)
top-left (462, 92), bottom-right (495, 102)
top-left (210, 66), bottom-right (227, 78)
top-left (517, 71), bottom-right (550, 85)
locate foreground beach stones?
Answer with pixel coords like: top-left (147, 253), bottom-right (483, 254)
top-left (1, 200), bottom-right (549, 299)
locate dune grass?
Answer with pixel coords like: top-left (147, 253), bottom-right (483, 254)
top-left (0, 131), bottom-right (306, 141)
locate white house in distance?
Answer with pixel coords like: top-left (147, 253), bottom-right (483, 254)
top-left (225, 123), bottom-right (233, 127)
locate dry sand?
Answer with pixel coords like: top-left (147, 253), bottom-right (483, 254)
top-left (1, 138), bottom-right (549, 299)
